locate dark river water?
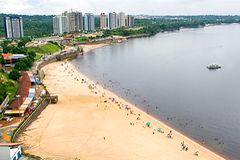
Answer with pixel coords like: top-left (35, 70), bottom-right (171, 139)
top-left (72, 24), bottom-right (240, 160)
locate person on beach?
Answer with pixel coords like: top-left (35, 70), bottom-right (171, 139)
top-left (181, 141), bottom-right (185, 146)
top-left (167, 130), bottom-right (173, 138)
top-left (194, 151), bottom-right (199, 156)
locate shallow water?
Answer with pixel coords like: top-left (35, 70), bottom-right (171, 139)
top-left (72, 24), bottom-right (240, 160)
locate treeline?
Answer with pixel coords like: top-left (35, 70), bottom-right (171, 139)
top-left (0, 14), bottom-right (53, 38)
top-left (135, 15), bottom-right (240, 35)
top-left (103, 15), bottom-right (240, 37)
top-left (1, 14), bottom-right (240, 38)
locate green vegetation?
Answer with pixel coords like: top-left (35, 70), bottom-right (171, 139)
top-left (0, 54), bottom-right (5, 64)
top-left (0, 38), bottom-right (36, 104)
top-left (27, 43), bottom-right (60, 54)
top-left (102, 15), bottom-right (240, 37)
top-left (0, 14), bottom-right (239, 38)
top-left (0, 14), bottom-right (53, 38)
top-left (73, 36), bottom-right (89, 42)
top-left (134, 16), bottom-right (240, 36)
top-left (1, 37), bottom-right (31, 54)
top-left (103, 27), bottom-right (144, 37)
top-left (0, 69), bottom-right (18, 104)
top-left (27, 42), bottom-right (60, 60)
top-left (14, 61), bottom-right (28, 71)
top-left (9, 69), bottom-right (20, 81)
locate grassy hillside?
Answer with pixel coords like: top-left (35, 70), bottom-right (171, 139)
top-left (0, 14), bottom-right (53, 38)
top-left (0, 69), bottom-right (18, 104)
top-left (27, 43), bottom-right (61, 60)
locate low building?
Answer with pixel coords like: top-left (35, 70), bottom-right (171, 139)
top-left (0, 143), bottom-right (22, 160)
top-left (2, 53), bottom-right (27, 66)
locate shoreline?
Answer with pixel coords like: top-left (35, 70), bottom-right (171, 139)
top-left (16, 43), bottom-right (226, 160)
top-left (70, 61), bottom-right (227, 160)
top-left (71, 45), bottom-right (228, 159)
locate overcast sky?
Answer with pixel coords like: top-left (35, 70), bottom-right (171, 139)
top-left (1, 0), bottom-right (240, 15)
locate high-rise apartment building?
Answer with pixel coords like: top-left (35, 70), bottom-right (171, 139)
top-left (108, 12), bottom-right (117, 29)
top-left (53, 15), bottom-right (69, 34)
top-left (118, 12), bottom-right (126, 27)
top-left (4, 16), bottom-right (24, 39)
top-left (84, 13), bottom-right (95, 31)
top-left (100, 13), bottom-right (107, 29)
top-left (63, 11), bottom-right (83, 32)
top-left (126, 15), bottom-right (135, 27)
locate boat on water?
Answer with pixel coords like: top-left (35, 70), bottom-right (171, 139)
top-left (206, 64), bottom-right (222, 70)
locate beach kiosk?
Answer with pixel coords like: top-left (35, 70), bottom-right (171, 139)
top-left (0, 143), bottom-right (22, 160)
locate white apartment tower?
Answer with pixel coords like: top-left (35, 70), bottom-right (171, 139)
top-left (108, 12), bottom-right (117, 29)
top-left (100, 13), bottom-right (107, 29)
top-left (53, 15), bottom-right (69, 34)
top-left (63, 11), bottom-right (83, 32)
top-left (126, 15), bottom-right (135, 27)
top-left (118, 12), bottom-right (126, 27)
top-left (4, 16), bottom-right (24, 39)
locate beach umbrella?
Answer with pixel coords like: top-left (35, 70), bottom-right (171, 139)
top-left (146, 121), bottom-right (151, 127)
top-left (157, 127), bottom-right (164, 133)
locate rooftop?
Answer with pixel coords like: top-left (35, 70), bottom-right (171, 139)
top-left (0, 143), bottom-right (21, 147)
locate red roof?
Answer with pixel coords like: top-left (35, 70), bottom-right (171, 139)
top-left (9, 71), bottom-right (31, 110)
top-left (64, 34), bottom-right (74, 38)
top-left (2, 53), bottom-right (12, 60)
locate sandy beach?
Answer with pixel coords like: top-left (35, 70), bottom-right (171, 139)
top-left (17, 45), bottom-right (226, 160)
top-left (80, 44), bottom-right (109, 53)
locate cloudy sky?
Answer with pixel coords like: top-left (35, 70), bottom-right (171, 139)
top-left (1, 0), bottom-right (240, 15)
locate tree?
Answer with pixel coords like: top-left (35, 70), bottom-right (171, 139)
top-left (27, 51), bottom-right (36, 59)
top-left (18, 37), bottom-right (31, 48)
top-left (0, 55), bottom-right (5, 64)
top-left (0, 84), bottom-right (7, 104)
top-left (17, 41), bottom-right (25, 48)
top-left (14, 61), bottom-right (28, 71)
top-left (9, 70), bottom-right (20, 80)
top-left (21, 58), bottom-right (34, 67)
top-left (2, 45), bottom-right (13, 53)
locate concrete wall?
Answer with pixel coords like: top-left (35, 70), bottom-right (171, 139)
top-left (11, 97), bottom-right (50, 142)
top-left (32, 50), bottom-right (81, 76)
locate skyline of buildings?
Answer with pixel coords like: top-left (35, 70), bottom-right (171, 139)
top-left (4, 16), bottom-right (24, 39)
top-left (3, 11), bottom-right (135, 37)
top-left (53, 10), bottom-right (135, 35)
